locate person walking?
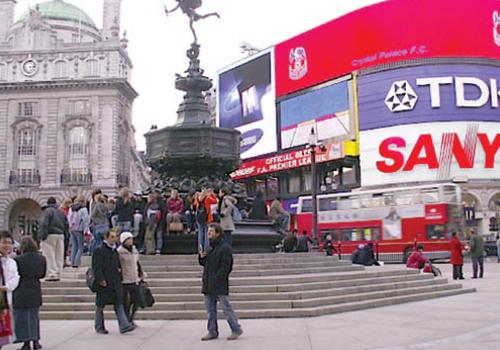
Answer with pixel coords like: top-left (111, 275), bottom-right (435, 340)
top-left (496, 232), bottom-right (500, 263)
top-left (13, 237), bottom-right (46, 350)
top-left (68, 195), bottom-right (90, 268)
top-left (469, 229), bottom-right (485, 278)
top-left (218, 188), bottom-right (237, 246)
top-left (450, 232), bottom-right (464, 280)
top-left (117, 232), bottom-right (143, 325)
top-left (198, 223), bottom-right (242, 341)
top-left (92, 230), bottom-right (134, 334)
top-left (39, 197), bottom-right (68, 281)
top-left (0, 231), bottom-right (20, 349)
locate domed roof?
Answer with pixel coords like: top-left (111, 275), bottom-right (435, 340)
top-left (19, 0), bottom-right (97, 29)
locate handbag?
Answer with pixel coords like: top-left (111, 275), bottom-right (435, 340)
top-left (169, 222), bottom-right (183, 232)
top-left (137, 281), bottom-right (155, 308)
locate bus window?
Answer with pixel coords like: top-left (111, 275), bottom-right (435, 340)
top-left (426, 225), bottom-right (447, 240)
top-left (319, 198), bottom-right (337, 211)
top-left (301, 198), bottom-right (312, 213)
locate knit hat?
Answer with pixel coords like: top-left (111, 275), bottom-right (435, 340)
top-left (120, 231), bottom-right (134, 244)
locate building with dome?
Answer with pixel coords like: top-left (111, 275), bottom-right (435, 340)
top-left (0, 0), bottom-right (150, 238)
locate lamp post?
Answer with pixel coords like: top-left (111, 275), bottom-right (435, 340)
top-left (308, 128), bottom-right (320, 248)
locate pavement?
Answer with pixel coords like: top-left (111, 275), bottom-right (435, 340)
top-left (5, 260), bottom-right (500, 350)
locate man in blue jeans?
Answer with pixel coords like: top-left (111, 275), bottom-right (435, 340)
top-left (198, 223), bottom-right (243, 341)
top-left (92, 230), bottom-right (135, 334)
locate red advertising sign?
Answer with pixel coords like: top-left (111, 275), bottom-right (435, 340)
top-left (275, 0), bottom-right (500, 97)
top-left (425, 204), bottom-right (448, 224)
top-left (230, 143), bottom-right (344, 180)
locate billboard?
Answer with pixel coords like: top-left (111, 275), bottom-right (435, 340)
top-left (279, 78), bottom-right (355, 149)
top-left (275, 0), bottom-right (500, 97)
top-left (357, 64), bottom-right (500, 131)
top-left (360, 122), bottom-right (500, 187)
top-left (217, 50), bottom-right (277, 160)
top-left (230, 142), bottom-right (345, 180)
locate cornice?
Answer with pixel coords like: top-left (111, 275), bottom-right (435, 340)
top-left (0, 78), bottom-right (139, 100)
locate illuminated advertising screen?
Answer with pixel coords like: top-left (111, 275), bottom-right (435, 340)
top-left (217, 50), bottom-right (277, 159)
top-left (279, 78), bottom-right (354, 149)
top-left (275, 0), bottom-right (500, 97)
top-left (358, 64), bottom-right (500, 186)
top-left (357, 64), bottom-right (500, 131)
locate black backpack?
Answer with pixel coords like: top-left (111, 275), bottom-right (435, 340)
top-left (86, 267), bottom-right (97, 293)
top-left (196, 201), bottom-right (208, 224)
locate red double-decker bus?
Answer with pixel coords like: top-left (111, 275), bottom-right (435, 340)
top-left (296, 183), bottom-right (464, 262)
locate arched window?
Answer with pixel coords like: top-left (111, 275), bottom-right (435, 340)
top-left (54, 60), bottom-right (68, 78)
top-left (85, 59), bottom-right (99, 76)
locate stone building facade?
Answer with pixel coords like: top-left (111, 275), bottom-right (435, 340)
top-left (0, 0), bottom-right (149, 238)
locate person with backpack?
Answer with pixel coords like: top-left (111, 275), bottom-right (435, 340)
top-left (144, 194), bottom-right (161, 255)
top-left (218, 188), bottom-right (238, 247)
top-left (68, 195), bottom-right (90, 268)
top-left (196, 189), bottom-right (218, 253)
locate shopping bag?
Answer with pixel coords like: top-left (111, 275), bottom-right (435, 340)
top-left (0, 308), bottom-right (13, 338)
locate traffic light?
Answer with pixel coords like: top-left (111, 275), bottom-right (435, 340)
top-left (490, 217), bottom-right (498, 232)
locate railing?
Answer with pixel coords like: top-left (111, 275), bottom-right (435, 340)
top-left (116, 174), bottom-right (129, 187)
top-left (60, 170), bottom-right (92, 185)
top-left (9, 170), bottom-right (40, 186)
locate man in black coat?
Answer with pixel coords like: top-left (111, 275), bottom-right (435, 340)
top-left (198, 223), bottom-right (243, 341)
top-left (92, 230), bottom-right (134, 334)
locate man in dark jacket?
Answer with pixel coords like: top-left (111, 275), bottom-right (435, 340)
top-left (469, 229), bottom-right (485, 278)
top-left (198, 223), bottom-right (242, 341)
top-left (39, 197), bottom-right (69, 281)
top-left (92, 230), bottom-right (134, 334)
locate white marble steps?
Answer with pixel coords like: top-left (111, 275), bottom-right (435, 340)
top-left (39, 253), bottom-right (475, 320)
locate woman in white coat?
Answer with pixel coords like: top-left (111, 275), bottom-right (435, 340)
top-left (0, 230), bottom-right (20, 349)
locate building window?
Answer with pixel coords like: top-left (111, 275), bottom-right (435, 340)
top-left (17, 128), bottom-right (37, 157)
top-left (68, 100), bottom-right (90, 115)
top-left (54, 60), bottom-right (68, 78)
top-left (17, 102), bottom-right (39, 117)
top-left (289, 173), bottom-right (301, 193)
top-left (86, 59), bottom-right (99, 76)
top-left (0, 64), bottom-right (6, 81)
top-left (71, 33), bottom-right (82, 43)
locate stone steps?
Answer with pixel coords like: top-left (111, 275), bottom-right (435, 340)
top-left (40, 287), bottom-right (474, 320)
top-left (40, 253), bottom-right (475, 320)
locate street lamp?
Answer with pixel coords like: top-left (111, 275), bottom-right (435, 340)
top-left (307, 127), bottom-right (320, 248)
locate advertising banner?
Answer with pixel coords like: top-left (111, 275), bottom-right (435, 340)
top-left (279, 78), bottom-right (354, 149)
top-left (357, 64), bottom-right (500, 131)
top-left (217, 50), bottom-right (277, 159)
top-left (230, 142), bottom-right (344, 180)
top-left (360, 122), bottom-right (500, 187)
top-left (275, 0), bottom-right (500, 97)
top-left (319, 205), bottom-right (425, 240)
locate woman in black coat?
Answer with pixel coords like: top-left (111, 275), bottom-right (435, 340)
top-left (13, 236), bottom-right (46, 350)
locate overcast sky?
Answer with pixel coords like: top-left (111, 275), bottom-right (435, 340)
top-left (15, 0), bottom-right (383, 150)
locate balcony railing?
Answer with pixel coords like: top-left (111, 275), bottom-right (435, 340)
top-left (116, 174), bottom-right (130, 187)
top-left (9, 170), bottom-right (41, 186)
top-left (60, 169), bottom-right (92, 186)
